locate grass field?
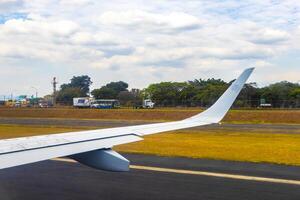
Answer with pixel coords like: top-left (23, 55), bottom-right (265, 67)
top-left (0, 107), bottom-right (299, 124)
top-left (1, 124), bottom-right (300, 166)
top-left (115, 130), bottom-right (300, 166)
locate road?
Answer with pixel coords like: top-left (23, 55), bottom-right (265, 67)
top-left (0, 153), bottom-right (300, 200)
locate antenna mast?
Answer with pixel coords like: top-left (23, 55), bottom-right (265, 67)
top-left (52, 77), bottom-right (58, 106)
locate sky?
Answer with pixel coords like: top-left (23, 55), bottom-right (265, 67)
top-left (0, 0), bottom-right (299, 97)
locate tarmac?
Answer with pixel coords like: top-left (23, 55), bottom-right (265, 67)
top-left (0, 118), bottom-right (299, 199)
top-left (0, 153), bottom-right (300, 200)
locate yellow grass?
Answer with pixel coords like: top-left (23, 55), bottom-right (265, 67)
top-left (1, 124), bottom-right (300, 166)
top-left (0, 107), bottom-right (299, 124)
top-left (0, 124), bottom-right (82, 139)
top-left (115, 129), bottom-right (300, 166)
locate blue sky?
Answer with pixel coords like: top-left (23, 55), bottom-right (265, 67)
top-left (0, 0), bottom-right (299, 96)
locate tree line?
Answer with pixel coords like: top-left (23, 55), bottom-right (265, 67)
top-left (55, 75), bottom-right (300, 108)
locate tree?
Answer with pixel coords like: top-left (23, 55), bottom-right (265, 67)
top-left (290, 88), bottom-right (300, 98)
top-left (145, 82), bottom-right (187, 106)
top-left (91, 87), bottom-right (117, 99)
top-left (261, 81), bottom-right (299, 107)
top-left (189, 78), bottom-right (227, 89)
top-left (105, 81), bottom-right (128, 94)
top-left (71, 75), bottom-right (92, 95)
top-left (61, 75), bottom-right (92, 96)
top-left (56, 75), bottom-right (92, 105)
top-left (289, 88), bottom-right (300, 107)
top-left (236, 82), bottom-right (260, 107)
top-left (117, 91), bottom-right (136, 106)
top-left (56, 87), bottom-right (82, 105)
top-left (178, 84), bottom-right (197, 106)
top-left (188, 78), bottom-right (228, 107)
top-left (194, 84), bottom-right (228, 107)
top-left (91, 81), bottom-right (129, 99)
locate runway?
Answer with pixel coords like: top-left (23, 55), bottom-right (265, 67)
top-left (0, 118), bottom-right (299, 199)
top-left (0, 153), bottom-right (300, 200)
top-left (54, 157), bottom-right (300, 186)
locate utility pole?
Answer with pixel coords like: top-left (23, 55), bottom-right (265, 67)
top-left (52, 77), bottom-right (58, 106)
top-left (31, 86), bottom-right (38, 106)
top-left (31, 87), bottom-right (38, 99)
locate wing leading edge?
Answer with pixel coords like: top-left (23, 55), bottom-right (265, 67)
top-left (0, 68), bottom-right (254, 171)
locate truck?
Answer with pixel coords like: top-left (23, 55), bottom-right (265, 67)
top-left (134, 99), bottom-right (155, 109)
top-left (73, 97), bottom-right (92, 108)
top-left (143, 99), bottom-right (155, 108)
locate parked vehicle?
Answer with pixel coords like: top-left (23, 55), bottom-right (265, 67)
top-left (73, 97), bottom-right (93, 108)
top-left (259, 103), bottom-right (272, 108)
top-left (14, 101), bottom-right (21, 107)
top-left (90, 99), bottom-right (120, 109)
top-left (143, 99), bottom-right (155, 108)
top-left (134, 99), bottom-right (155, 109)
top-left (38, 102), bottom-right (53, 108)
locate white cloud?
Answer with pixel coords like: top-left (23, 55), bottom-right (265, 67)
top-left (253, 60), bottom-right (274, 68)
top-left (70, 32), bottom-right (122, 46)
top-left (259, 29), bottom-right (290, 43)
top-left (59, 0), bottom-right (92, 7)
top-left (0, 0), bottom-right (20, 4)
top-left (3, 15), bottom-right (78, 36)
top-left (0, 16), bottom-right (82, 61)
top-left (0, 0), bottom-right (299, 95)
top-left (248, 27), bottom-right (290, 44)
top-left (98, 10), bottom-right (203, 33)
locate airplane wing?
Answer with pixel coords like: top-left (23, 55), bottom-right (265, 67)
top-left (0, 68), bottom-right (254, 171)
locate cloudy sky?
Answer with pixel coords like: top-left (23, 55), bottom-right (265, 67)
top-left (0, 0), bottom-right (299, 97)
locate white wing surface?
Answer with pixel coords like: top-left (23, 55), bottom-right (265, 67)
top-left (0, 68), bottom-right (254, 171)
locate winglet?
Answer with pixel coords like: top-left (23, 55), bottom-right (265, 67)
top-left (185, 67), bottom-right (254, 123)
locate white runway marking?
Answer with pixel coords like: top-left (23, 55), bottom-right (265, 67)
top-left (52, 157), bottom-right (300, 186)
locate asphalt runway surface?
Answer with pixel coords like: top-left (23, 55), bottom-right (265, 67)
top-left (0, 118), bottom-right (300, 199)
top-left (0, 153), bottom-right (300, 200)
top-left (0, 117), bottom-right (299, 133)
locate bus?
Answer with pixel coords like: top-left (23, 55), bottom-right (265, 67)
top-left (90, 99), bottom-right (120, 109)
